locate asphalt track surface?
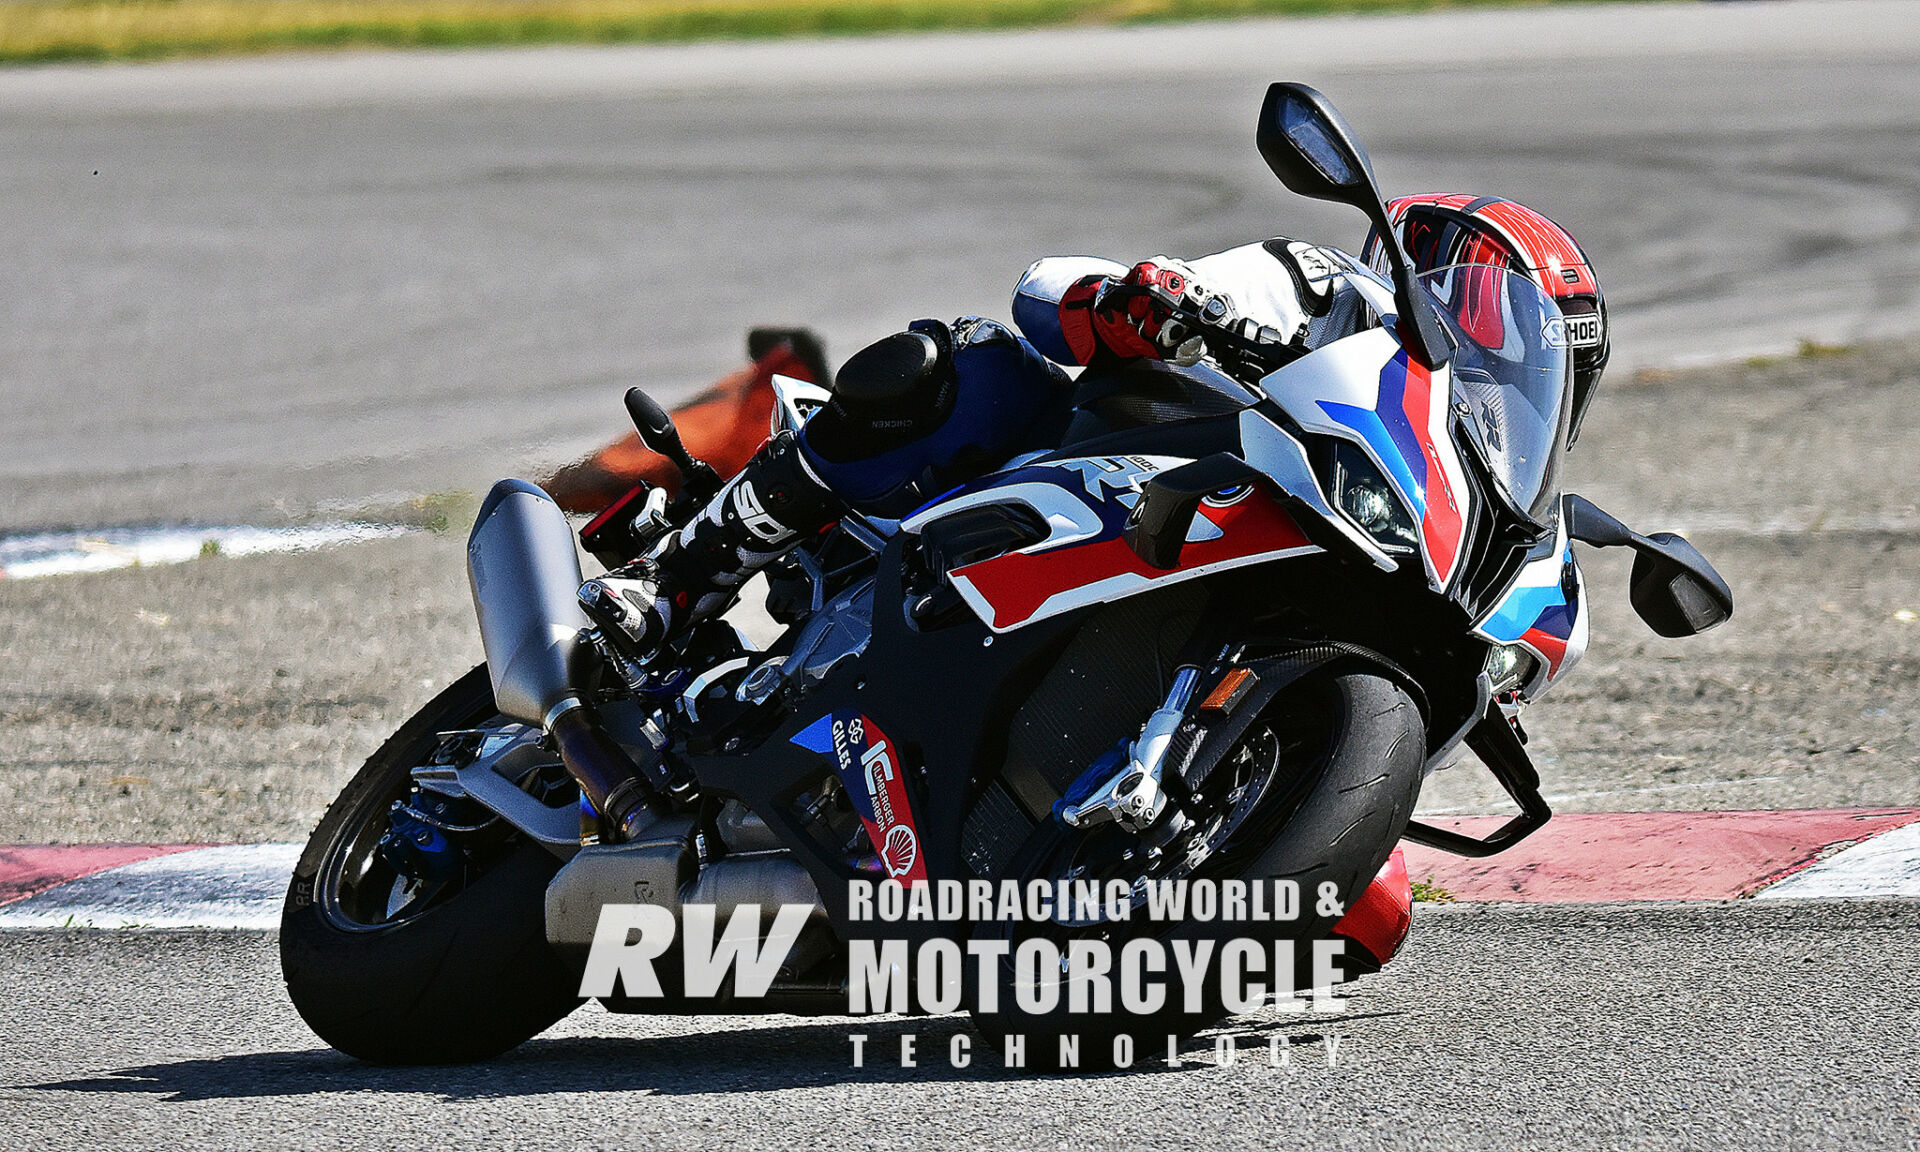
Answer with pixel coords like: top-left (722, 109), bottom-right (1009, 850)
top-left (3, 901), bottom-right (1917, 1150)
top-left (4, 0), bottom-right (1920, 531)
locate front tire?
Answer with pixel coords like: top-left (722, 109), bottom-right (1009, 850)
top-left (280, 665), bottom-right (583, 1064)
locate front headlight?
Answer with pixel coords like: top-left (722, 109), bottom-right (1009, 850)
top-left (1484, 642), bottom-right (1540, 696)
top-left (1330, 441), bottom-right (1418, 551)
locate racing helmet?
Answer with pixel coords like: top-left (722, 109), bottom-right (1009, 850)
top-left (1363, 194), bottom-right (1609, 444)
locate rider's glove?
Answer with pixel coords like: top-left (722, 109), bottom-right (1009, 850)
top-left (1089, 259), bottom-right (1226, 361)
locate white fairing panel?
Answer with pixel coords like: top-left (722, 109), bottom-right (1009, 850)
top-left (770, 375), bottom-right (833, 437)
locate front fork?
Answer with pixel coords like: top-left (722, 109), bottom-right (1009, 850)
top-left (1056, 665), bottom-right (1201, 833)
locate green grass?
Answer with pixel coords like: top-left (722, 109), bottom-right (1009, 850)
top-left (1743, 338), bottom-right (1858, 370)
top-left (1409, 875), bottom-right (1457, 903)
top-left (0, 0), bottom-right (1617, 65)
top-left (408, 490), bottom-right (480, 536)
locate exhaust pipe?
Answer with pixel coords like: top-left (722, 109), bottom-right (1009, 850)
top-left (467, 478), bottom-right (655, 834)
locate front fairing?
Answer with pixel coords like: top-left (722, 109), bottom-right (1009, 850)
top-left (1257, 260), bottom-right (1574, 607)
top-left (1258, 326), bottom-right (1479, 596)
top-left (1470, 503), bottom-right (1590, 699)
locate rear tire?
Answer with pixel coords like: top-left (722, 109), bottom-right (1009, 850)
top-left (970, 669), bottom-right (1424, 1070)
top-left (280, 665), bottom-right (583, 1065)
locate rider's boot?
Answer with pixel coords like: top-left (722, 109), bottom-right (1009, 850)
top-left (568, 432), bottom-right (838, 841)
top-left (569, 326), bottom-right (959, 839)
top-left (578, 430), bottom-right (840, 670)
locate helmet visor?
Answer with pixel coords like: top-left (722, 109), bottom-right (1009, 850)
top-left (1418, 264), bottom-right (1573, 521)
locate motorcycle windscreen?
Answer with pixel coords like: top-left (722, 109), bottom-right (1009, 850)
top-left (1417, 265), bottom-right (1574, 522)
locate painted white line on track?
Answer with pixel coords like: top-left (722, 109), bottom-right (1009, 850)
top-left (0, 844), bottom-right (303, 929)
top-left (1756, 823), bottom-right (1920, 900)
top-left (0, 523), bottom-right (416, 580)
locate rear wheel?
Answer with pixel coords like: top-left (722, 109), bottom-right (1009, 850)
top-left (280, 665), bottom-right (583, 1064)
top-left (970, 669), bottom-right (1424, 1070)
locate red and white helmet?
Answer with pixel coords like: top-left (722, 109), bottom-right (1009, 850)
top-left (1363, 194), bottom-right (1609, 444)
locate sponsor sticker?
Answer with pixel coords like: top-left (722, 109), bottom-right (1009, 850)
top-left (1540, 315), bottom-right (1568, 349)
top-left (791, 712), bottom-right (927, 883)
top-left (1564, 313), bottom-right (1603, 349)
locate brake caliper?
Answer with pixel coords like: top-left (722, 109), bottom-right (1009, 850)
top-left (377, 789), bottom-right (469, 882)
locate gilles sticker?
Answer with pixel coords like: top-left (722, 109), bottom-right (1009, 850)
top-left (790, 711), bottom-right (927, 883)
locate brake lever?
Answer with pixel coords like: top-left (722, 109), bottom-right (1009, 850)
top-left (1164, 302), bottom-right (1295, 381)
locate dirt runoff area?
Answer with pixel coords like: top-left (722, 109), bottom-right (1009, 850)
top-left (2, 338), bottom-right (1917, 844)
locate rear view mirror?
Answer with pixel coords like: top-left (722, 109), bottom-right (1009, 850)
top-left (1256, 83), bottom-right (1376, 205)
top-left (1255, 82), bottom-right (1452, 369)
top-left (1564, 494), bottom-right (1733, 637)
top-left (1630, 534), bottom-right (1734, 638)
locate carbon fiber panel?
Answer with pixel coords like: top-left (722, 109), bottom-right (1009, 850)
top-left (995, 583), bottom-right (1207, 819)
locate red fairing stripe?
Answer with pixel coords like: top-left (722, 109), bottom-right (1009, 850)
top-left (953, 489), bottom-right (1311, 630)
top-left (1521, 625), bottom-right (1570, 678)
top-left (1396, 356), bottom-right (1464, 585)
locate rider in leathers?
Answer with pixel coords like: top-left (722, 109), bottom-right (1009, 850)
top-left (577, 238), bottom-right (1376, 672)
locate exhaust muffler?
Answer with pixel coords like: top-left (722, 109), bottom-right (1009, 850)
top-left (467, 478), bottom-right (656, 834)
top-left (467, 478), bottom-right (594, 727)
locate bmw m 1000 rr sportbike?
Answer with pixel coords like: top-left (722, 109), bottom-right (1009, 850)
top-left (281, 83), bottom-right (1732, 1067)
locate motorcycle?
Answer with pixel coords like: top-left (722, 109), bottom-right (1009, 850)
top-left (280, 82), bottom-right (1732, 1068)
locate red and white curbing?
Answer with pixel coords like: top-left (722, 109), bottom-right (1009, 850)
top-left (0, 843), bottom-right (302, 929)
top-left (1401, 808), bottom-right (1920, 903)
top-left (0, 809), bottom-right (1915, 929)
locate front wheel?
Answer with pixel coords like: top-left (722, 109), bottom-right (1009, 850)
top-left (280, 665), bottom-right (583, 1064)
top-left (970, 668), bottom-right (1425, 1070)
